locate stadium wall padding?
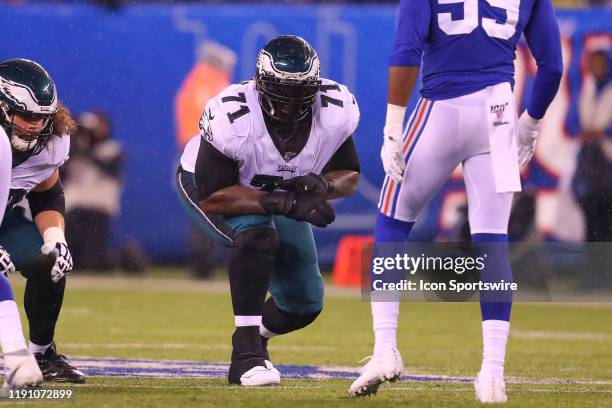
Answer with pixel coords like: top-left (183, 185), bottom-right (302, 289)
top-left (0, 4), bottom-right (610, 263)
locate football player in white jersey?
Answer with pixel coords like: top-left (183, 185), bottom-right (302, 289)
top-left (177, 35), bottom-right (360, 386)
top-left (0, 122), bottom-right (44, 390)
top-left (0, 59), bottom-right (84, 383)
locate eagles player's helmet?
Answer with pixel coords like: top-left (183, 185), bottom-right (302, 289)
top-left (255, 35), bottom-right (321, 122)
top-left (0, 58), bottom-right (58, 155)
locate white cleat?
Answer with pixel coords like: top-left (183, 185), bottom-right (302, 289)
top-left (238, 365), bottom-right (281, 387)
top-left (474, 372), bottom-right (507, 403)
top-left (265, 360), bottom-right (281, 378)
top-left (2, 350), bottom-right (43, 390)
top-left (349, 347), bottom-right (404, 397)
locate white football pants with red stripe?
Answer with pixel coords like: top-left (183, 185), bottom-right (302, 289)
top-left (377, 85), bottom-right (515, 235)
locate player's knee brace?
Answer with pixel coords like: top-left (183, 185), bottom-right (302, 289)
top-left (233, 227), bottom-right (279, 252)
top-left (230, 228), bottom-right (279, 275)
top-left (262, 297), bottom-right (322, 335)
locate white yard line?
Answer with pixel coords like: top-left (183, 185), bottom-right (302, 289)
top-left (512, 330), bottom-right (612, 341)
top-left (62, 342), bottom-right (333, 352)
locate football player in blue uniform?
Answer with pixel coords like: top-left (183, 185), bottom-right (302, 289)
top-left (177, 36), bottom-right (361, 386)
top-left (350, 0), bottom-right (562, 402)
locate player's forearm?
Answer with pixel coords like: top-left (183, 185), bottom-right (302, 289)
top-left (388, 66), bottom-right (420, 107)
top-left (31, 170), bottom-right (67, 240)
top-left (323, 170), bottom-right (359, 200)
top-left (200, 185), bottom-right (267, 215)
top-left (34, 211), bottom-right (66, 239)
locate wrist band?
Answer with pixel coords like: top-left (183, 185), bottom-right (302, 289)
top-left (43, 227), bottom-right (67, 245)
top-left (385, 103), bottom-right (407, 126)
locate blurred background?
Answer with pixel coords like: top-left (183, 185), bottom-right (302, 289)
top-left (1, 0), bottom-right (610, 279)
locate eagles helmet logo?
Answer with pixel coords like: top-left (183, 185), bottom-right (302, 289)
top-left (0, 76), bottom-right (57, 114)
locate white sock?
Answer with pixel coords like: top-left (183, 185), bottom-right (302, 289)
top-left (29, 341), bottom-right (52, 355)
top-left (234, 315), bottom-right (262, 327)
top-left (259, 324), bottom-right (279, 339)
top-left (480, 320), bottom-right (510, 378)
top-left (0, 300), bottom-right (27, 354)
top-left (372, 300), bottom-right (399, 356)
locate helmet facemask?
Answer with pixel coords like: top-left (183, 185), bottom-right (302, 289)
top-left (1, 102), bottom-right (55, 154)
top-left (255, 36), bottom-right (322, 123)
top-left (256, 76), bottom-right (320, 122)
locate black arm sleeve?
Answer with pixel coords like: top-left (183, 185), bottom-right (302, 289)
top-left (195, 139), bottom-right (239, 201)
top-left (26, 179), bottom-right (65, 218)
top-left (322, 136), bottom-right (360, 174)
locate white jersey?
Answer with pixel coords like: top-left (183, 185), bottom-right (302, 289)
top-left (9, 133), bottom-right (70, 202)
top-left (0, 128), bottom-right (12, 221)
top-left (180, 78), bottom-right (359, 187)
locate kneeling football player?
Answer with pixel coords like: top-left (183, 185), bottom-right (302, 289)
top-left (176, 35), bottom-right (360, 386)
top-left (0, 59), bottom-right (85, 383)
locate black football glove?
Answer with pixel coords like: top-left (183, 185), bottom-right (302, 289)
top-left (259, 191), bottom-right (336, 228)
top-left (277, 173), bottom-right (333, 197)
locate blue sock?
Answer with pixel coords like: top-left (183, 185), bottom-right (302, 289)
top-left (0, 274), bottom-right (15, 302)
top-left (374, 212), bottom-right (414, 243)
top-left (371, 213), bottom-right (415, 294)
top-left (472, 233), bottom-right (512, 322)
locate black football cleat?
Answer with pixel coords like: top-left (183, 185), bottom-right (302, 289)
top-left (228, 327), bottom-right (279, 386)
top-left (34, 343), bottom-right (85, 384)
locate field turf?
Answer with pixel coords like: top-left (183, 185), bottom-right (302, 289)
top-left (4, 271), bottom-right (612, 407)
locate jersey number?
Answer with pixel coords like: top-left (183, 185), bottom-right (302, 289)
top-left (221, 92), bottom-right (251, 123)
top-left (319, 84), bottom-right (344, 108)
top-left (437, 0), bottom-right (519, 40)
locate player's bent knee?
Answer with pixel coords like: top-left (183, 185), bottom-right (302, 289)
top-left (264, 297), bottom-right (323, 334)
top-left (278, 272), bottom-right (324, 314)
top-left (19, 254), bottom-right (56, 281)
top-left (233, 227), bottom-right (280, 257)
top-left (289, 307), bottom-right (322, 330)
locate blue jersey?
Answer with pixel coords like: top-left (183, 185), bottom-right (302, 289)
top-left (391, 0), bottom-right (563, 119)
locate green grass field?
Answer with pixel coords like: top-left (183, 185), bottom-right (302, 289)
top-left (5, 271), bottom-right (612, 407)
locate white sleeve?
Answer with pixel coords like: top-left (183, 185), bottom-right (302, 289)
top-left (341, 85), bottom-right (360, 137)
top-left (52, 134), bottom-right (71, 168)
top-left (0, 131), bottom-right (12, 222)
top-left (198, 94), bottom-right (249, 161)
